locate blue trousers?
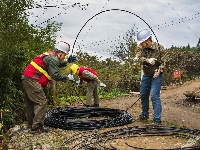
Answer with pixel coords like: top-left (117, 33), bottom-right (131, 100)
top-left (140, 73), bottom-right (164, 122)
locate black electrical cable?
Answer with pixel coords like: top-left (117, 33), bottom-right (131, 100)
top-left (71, 132), bottom-right (107, 150)
top-left (122, 126), bottom-right (200, 150)
top-left (52, 80), bottom-right (132, 149)
top-left (72, 8), bottom-right (159, 54)
top-left (44, 106), bottom-right (134, 130)
top-left (99, 125), bottom-right (200, 150)
top-left (59, 124), bottom-right (200, 150)
top-left (69, 132), bottom-right (100, 150)
top-left (59, 77), bottom-right (159, 149)
top-left (60, 131), bottom-right (88, 149)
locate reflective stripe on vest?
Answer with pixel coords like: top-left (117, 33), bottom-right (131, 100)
top-left (43, 52), bottom-right (49, 55)
top-left (30, 61), bottom-right (51, 80)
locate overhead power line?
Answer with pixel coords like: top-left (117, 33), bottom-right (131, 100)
top-left (166, 1), bottom-right (199, 39)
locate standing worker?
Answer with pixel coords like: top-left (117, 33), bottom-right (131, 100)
top-left (133, 28), bottom-right (166, 124)
top-left (70, 64), bottom-right (101, 107)
top-left (22, 41), bottom-right (75, 133)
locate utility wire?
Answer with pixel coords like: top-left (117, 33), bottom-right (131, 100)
top-left (77, 12), bottom-right (200, 52)
top-left (166, 1), bottom-right (199, 39)
top-left (79, 0), bottom-right (110, 46)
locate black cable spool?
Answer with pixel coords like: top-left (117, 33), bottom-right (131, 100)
top-left (44, 106), bottom-right (134, 130)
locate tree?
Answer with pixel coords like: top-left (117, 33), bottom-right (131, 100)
top-left (111, 27), bottom-right (136, 61)
top-left (0, 0), bottom-right (61, 131)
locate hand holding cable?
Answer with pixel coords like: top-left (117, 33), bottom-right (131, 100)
top-left (67, 74), bottom-right (74, 81)
top-left (147, 58), bottom-right (157, 65)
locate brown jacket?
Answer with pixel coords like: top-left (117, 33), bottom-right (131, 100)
top-left (136, 42), bottom-right (166, 76)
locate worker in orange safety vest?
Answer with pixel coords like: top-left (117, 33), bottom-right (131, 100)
top-left (22, 41), bottom-right (75, 134)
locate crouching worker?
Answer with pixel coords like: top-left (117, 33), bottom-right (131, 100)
top-left (22, 41), bottom-right (75, 134)
top-left (70, 64), bottom-right (101, 107)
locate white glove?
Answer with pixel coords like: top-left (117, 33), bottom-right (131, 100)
top-left (76, 80), bottom-right (80, 84)
top-left (153, 69), bottom-right (161, 78)
top-left (147, 58), bottom-right (157, 65)
top-left (133, 57), bottom-right (139, 62)
top-left (100, 83), bottom-right (106, 87)
top-left (67, 74), bottom-right (74, 81)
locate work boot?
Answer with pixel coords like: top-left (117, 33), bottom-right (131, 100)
top-left (137, 115), bottom-right (149, 121)
top-left (30, 126), bottom-right (49, 134)
top-left (152, 119), bottom-right (162, 125)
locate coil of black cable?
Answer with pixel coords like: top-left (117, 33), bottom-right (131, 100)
top-left (44, 106), bottom-right (134, 130)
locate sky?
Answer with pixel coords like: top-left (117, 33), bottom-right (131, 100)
top-left (28, 0), bottom-right (200, 59)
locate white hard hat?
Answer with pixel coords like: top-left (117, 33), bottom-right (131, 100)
top-left (55, 41), bottom-right (70, 54)
top-left (136, 28), bottom-right (151, 44)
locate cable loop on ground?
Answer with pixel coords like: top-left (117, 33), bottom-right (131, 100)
top-left (59, 124), bottom-right (200, 150)
top-left (44, 106), bottom-right (134, 130)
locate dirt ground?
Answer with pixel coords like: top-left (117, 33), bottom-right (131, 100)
top-left (7, 77), bottom-right (200, 150)
top-left (101, 77), bottom-right (200, 130)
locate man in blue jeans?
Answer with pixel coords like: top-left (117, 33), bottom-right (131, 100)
top-left (133, 28), bottom-right (166, 124)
